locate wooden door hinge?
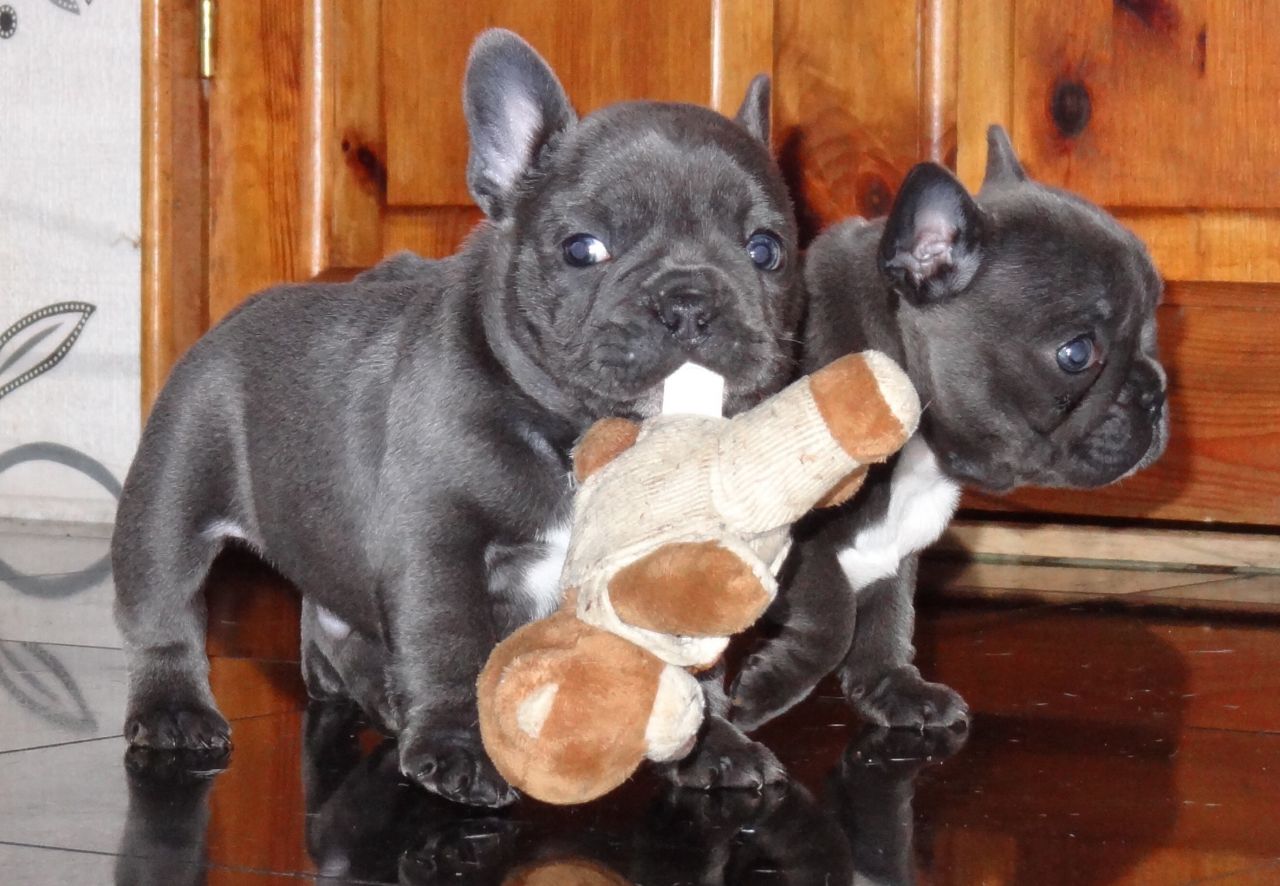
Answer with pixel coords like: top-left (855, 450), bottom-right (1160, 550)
top-left (199, 0), bottom-right (214, 80)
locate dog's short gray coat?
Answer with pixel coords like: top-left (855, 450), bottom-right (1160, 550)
top-left (112, 30), bottom-right (803, 807)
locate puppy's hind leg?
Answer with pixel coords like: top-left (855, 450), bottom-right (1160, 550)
top-left (112, 396), bottom-right (240, 751)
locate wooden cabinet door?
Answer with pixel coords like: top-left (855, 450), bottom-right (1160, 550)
top-left (144, 0), bottom-right (773, 401)
top-left (951, 0), bottom-right (1280, 525)
top-left (767, 0), bottom-right (1280, 527)
top-left (144, 1), bottom-right (1280, 529)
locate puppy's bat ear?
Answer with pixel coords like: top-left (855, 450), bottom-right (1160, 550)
top-left (981, 124), bottom-right (1027, 190)
top-left (878, 163), bottom-right (984, 306)
top-left (464, 30), bottom-right (577, 219)
top-left (734, 74), bottom-right (771, 145)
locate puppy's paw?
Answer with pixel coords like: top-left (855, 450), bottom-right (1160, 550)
top-left (398, 727), bottom-right (518, 809)
top-left (844, 724), bottom-right (968, 774)
top-left (728, 651), bottom-right (816, 733)
top-left (399, 818), bottom-right (522, 881)
top-left (125, 702), bottom-right (231, 751)
top-left (845, 665), bottom-right (969, 731)
top-left (124, 744), bottom-right (231, 784)
top-left (661, 717), bottom-right (787, 791)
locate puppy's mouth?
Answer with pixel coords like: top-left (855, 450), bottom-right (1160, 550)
top-left (576, 322), bottom-right (791, 419)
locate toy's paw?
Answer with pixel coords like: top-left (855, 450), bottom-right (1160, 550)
top-left (662, 716), bottom-right (787, 791)
top-left (843, 665), bottom-right (969, 731)
top-left (398, 725), bottom-right (518, 809)
top-left (125, 701), bottom-right (231, 751)
top-left (728, 650), bottom-right (820, 734)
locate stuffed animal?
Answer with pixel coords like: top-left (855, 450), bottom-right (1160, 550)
top-left (477, 351), bottom-right (920, 804)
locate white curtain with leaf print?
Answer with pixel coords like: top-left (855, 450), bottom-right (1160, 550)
top-left (0, 0), bottom-right (140, 524)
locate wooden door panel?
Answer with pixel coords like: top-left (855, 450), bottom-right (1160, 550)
top-left (1013, 0), bottom-right (1280, 212)
top-left (152, 1), bottom-right (1278, 528)
top-left (208, 1), bottom-right (306, 323)
top-left (965, 283), bottom-right (1280, 524)
top-left (382, 0), bottom-right (716, 207)
top-left (773, 0), bottom-right (938, 236)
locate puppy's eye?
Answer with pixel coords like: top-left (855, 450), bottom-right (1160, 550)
top-left (562, 234), bottom-right (610, 267)
top-left (746, 231), bottom-right (785, 271)
top-left (1056, 335), bottom-right (1099, 374)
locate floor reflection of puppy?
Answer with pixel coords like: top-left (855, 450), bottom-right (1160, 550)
top-left (731, 127), bottom-right (1168, 735)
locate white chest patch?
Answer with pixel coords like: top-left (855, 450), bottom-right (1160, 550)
top-left (521, 522), bottom-right (571, 620)
top-left (836, 436), bottom-right (961, 592)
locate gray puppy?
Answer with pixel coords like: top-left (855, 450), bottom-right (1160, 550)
top-left (112, 29), bottom-right (802, 807)
top-left (730, 127), bottom-right (1168, 733)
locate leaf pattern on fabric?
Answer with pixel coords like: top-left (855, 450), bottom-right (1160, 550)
top-left (47, 0), bottom-right (80, 14)
top-left (0, 302), bottom-right (95, 401)
top-left (0, 642), bottom-right (97, 731)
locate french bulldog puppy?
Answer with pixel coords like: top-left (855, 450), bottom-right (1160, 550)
top-left (112, 29), bottom-right (803, 807)
top-left (730, 126), bottom-right (1168, 734)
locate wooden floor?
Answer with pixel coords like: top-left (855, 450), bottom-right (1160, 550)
top-left (1, 520), bottom-right (1279, 884)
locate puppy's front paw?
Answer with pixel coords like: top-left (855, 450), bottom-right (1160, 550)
top-left (844, 724), bottom-right (968, 775)
top-left (845, 666), bottom-right (969, 731)
top-left (398, 726), bottom-right (518, 809)
top-left (125, 702), bottom-right (231, 751)
top-left (661, 716), bottom-right (787, 791)
top-left (728, 651), bottom-right (815, 733)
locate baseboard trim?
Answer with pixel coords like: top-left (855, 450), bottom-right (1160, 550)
top-left (938, 520), bottom-right (1280, 573)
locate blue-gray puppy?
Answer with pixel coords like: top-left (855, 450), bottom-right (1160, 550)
top-left (112, 29), bottom-right (802, 807)
top-left (730, 127), bottom-right (1168, 734)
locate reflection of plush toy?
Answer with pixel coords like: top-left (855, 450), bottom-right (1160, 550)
top-left (477, 352), bottom-right (920, 804)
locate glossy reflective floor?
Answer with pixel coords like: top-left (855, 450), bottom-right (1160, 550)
top-left (3, 521), bottom-right (1280, 884)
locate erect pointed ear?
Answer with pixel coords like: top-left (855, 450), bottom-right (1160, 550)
top-left (981, 124), bottom-right (1027, 190)
top-left (464, 30), bottom-right (577, 218)
top-left (734, 74), bottom-right (771, 145)
top-left (878, 163), bottom-right (984, 305)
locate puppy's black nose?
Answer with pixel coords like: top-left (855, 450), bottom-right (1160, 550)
top-left (656, 291), bottom-right (717, 343)
top-left (1139, 386), bottom-right (1166, 416)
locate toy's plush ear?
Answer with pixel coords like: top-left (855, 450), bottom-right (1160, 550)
top-left (573, 418), bottom-right (640, 482)
top-left (980, 124), bottom-right (1028, 191)
top-left (808, 352), bottom-right (920, 463)
top-left (878, 162), bottom-right (984, 306)
top-left (734, 74), bottom-right (771, 145)
top-left (464, 29), bottom-right (576, 219)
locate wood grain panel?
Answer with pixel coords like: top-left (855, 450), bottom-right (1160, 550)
top-left (382, 0), bottom-right (716, 207)
top-left (141, 0), bottom-right (208, 413)
top-left (965, 283), bottom-right (1280, 525)
top-left (303, 0), bottom-right (385, 275)
top-left (921, 0), bottom-right (959, 166)
top-left (382, 207), bottom-right (485, 259)
top-left (1012, 0), bottom-right (1280, 211)
top-left (955, 0), bottom-right (1015, 190)
top-left (1115, 210), bottom-right (1280, 285)
top-left (711, 0), bottom-right (775, 120)
top-left (773, 0), bottom-right (923, 239)
top-left (208, 1), bottom-right (307, 322)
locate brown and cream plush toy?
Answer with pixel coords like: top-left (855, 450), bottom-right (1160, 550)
top-left (477, 351), bottom-right (920, 804)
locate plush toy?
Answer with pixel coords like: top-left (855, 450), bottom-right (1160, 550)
top-left (477, 351), bottom-right (920, 804)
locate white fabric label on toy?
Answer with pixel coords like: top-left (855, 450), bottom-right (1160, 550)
top-left (661, 362), bottom-right (724, 418)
